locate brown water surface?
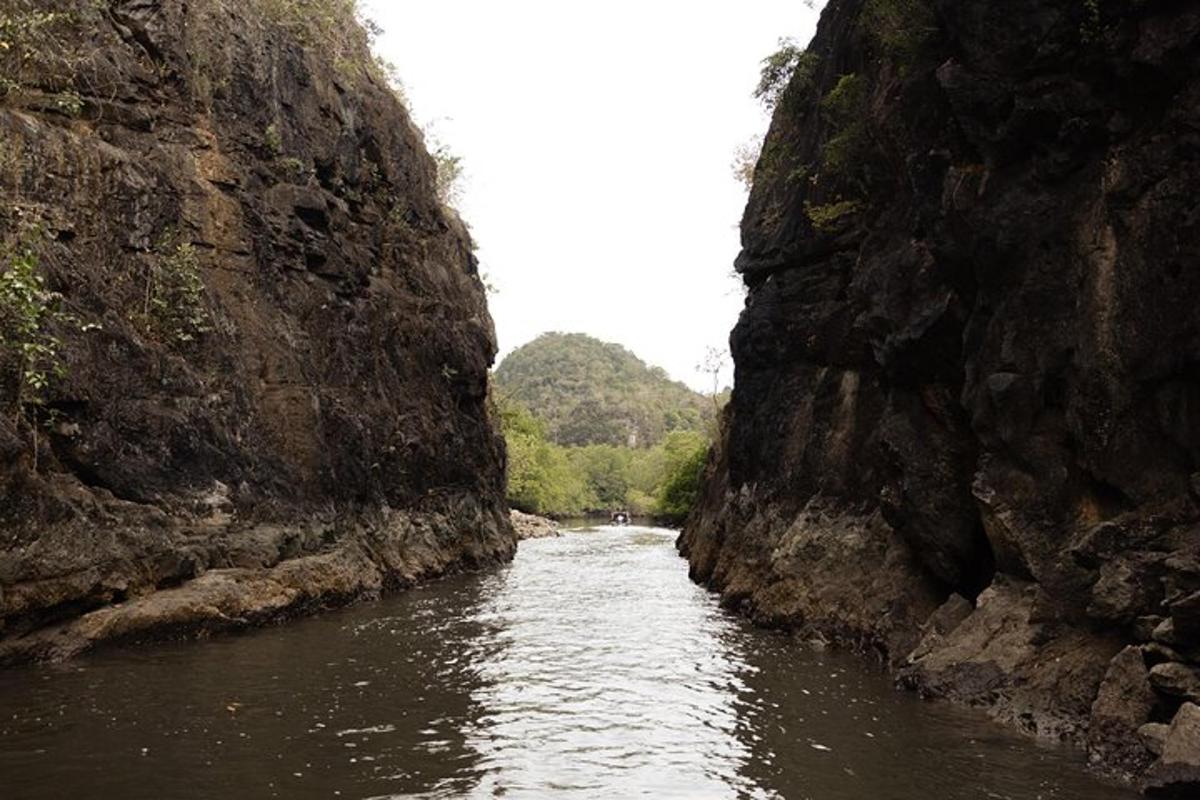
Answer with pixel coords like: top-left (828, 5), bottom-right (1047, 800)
top-left (0, 525), bottom-right (1138, 799)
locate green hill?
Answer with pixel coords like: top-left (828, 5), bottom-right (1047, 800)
top-left (493, 333), bottom-right (713, 448)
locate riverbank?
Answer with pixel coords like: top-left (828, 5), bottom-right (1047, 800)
top-left (0, 1), bottom-right (512, 664)
top-left (0, 525), bottom-right (1138, 799)
top-left (1, 498), bottom-right (515, 666)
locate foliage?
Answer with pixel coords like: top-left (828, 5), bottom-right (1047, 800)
top-left (1080, 0), bottom-right (1104, 43)
top-left (566, 445), bottom-right (632, 508)
top-left (0, 2), bottom-right (93, 111)
top-left (493, 333), bottom-right (715, 449)
top-left (732, 136), bottom-right (763, 192)
top-left (697, 346), bottom-right (729, 414)
top-left (0, 241), bottom-right (67, 417)
top-left (861, 0), bottom-right (939, 64)
top-left (137, 237), bottom-right (212, 346)
top-left (264, 123), bottom-right (283, 155)
top-left (654, 431), bottom-right (710, 521)
top-left (499, 398), bottom-right (593, 516)
top-left (496, 393), bottom-right (718, 520)
top-left (432, 143), bottom-right (464, 207)
top-left (1078, 0), bottom-right (1127, 46)
top-left (754, 39), bottom-right (819, 110)
top-left (805, 199), bottom-right (863, 232)
top-left (277, 156), bottom-right (313, 182)
top-left (254, 0), bottom-right (391, 86)
top-left (819, 73), bottom-right (870, 177)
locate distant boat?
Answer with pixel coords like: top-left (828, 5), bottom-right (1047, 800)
top-left (610, 510), bottom-right (631, 526)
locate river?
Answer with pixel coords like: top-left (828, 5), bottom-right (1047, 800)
top-left (0, 525), bottom-right (1137, 799)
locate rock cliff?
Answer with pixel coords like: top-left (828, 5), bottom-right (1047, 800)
top-left (680, 0), bottom-right (1200, 791)
top-left (0, 0), bottom-right (514, 663)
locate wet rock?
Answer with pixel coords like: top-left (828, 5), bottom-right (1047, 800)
top-left (907, 593), bottom-right (974, 661)
top-left (1088, 646), bottom-right (1157, 773)
top-left (901, 578), bottom-right (1114, 742)
top-left (511, 510), bottom-right (560, 541)
top-left (1143, 703), bottom-right (1200, 797)
top-left (1149, 663), bottom-right (1200, 703)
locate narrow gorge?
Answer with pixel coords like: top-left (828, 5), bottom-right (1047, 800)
top-left (680, 0), bottom-right (1200, 793)
top-left (0, 0), bottom-right (513, 664)
top-left (1, 1), bottom-right (1197, 797)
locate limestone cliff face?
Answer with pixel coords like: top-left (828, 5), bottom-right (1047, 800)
top-left (0, 1), bottom-right (514, 662)
top-left (681, 0), bottom-right (1200, 790)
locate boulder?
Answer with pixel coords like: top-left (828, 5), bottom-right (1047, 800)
top-left (1088, 646), bottom-right (1158, 773)
top-left (1150, 663), bottom-right (1200, 703)
top-left (511, 510), bottom-right (561, 541)
top-left (1144, 703), bottom-right (1200, 797)
top-left (1140, 723), bottom-right (1171, 757)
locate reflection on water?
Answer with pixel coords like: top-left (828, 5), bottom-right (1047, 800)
top-left (0, 526), bottom-right (1136, 799)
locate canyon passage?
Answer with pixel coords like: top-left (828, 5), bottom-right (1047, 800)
top-left (2, 0), bottom-right (1199, 796)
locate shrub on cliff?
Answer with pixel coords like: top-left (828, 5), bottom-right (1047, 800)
top-left (0, 242), bottom-right (66, 420)
top-left (819, 72), bottom-right (870, 179)
top-left (135, 238), bottom-right (212, 347)
top-left (254, 0), bottom-right (395, 88)
top-left (755, 38), bottom-right (819, 111)
top-left (0, 2), bottom-right (95, 113)
top-left (861, 0), bottom-right (939, 64)
top-left (432, 143), bottom-right (464, 207)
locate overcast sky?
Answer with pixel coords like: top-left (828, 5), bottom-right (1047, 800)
top-left (364, 1), bottom-right (821, 391)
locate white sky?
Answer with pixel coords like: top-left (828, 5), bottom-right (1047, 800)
top-left (364, 1), bottom-right (821, 392)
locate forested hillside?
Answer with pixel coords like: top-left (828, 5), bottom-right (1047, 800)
top-left (492, 333), bottom-right (718, 520)
top-left (493, 333), bottom-right (714, 447)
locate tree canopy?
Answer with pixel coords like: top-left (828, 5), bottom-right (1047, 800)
top-left (493, 332), bottom-right (713, 448)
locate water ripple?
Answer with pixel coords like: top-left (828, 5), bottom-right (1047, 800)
top-left (0, 525), bottom-right (1139, 800)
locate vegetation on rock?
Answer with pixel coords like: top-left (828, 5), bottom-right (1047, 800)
top-left (0, 239), bottom-right (66, 420)
top-left (135, 237), bottom-right (212, 347)
top-left (754, 38), bottom-right (819, 111)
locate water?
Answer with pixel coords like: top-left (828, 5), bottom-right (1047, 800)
top-left (0, 525), bottom-right (1137, 799)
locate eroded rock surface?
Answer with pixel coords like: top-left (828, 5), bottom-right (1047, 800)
top-left (680, 0), bottom-right (1200, 787)
top-left (511, 510), bottom-right (560, 541)
top-left (0, 1), bottom-right (514, 662)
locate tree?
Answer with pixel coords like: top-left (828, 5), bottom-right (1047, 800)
top-left (732, 137), bottom-right (763, 192)
top-left (697, 346), bottom-right (729, 414)
top-left (497, 396), bottom-right (593, 516)
top-left (655, 431), bottom-right (709, 521)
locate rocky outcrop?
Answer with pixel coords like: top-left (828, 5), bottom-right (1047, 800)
top-left (0, 1), bottom-right (514, 662)
top-left (681, 0), bottom-right (1199, 791)
top-left (511, 510), bottom-right (560, 540)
